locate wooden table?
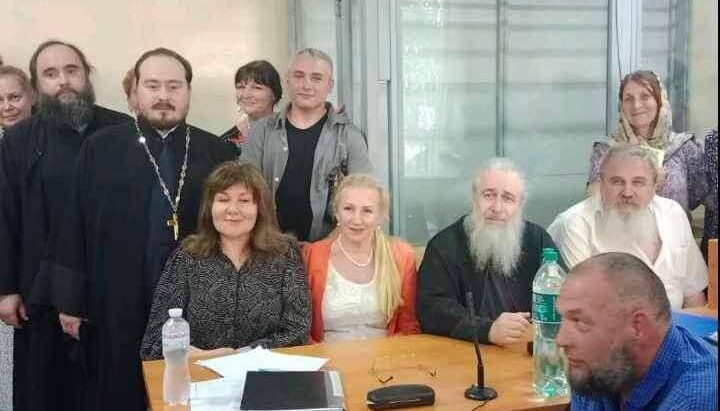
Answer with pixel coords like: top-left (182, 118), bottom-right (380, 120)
top-left (143, 333), bottom-right (569, 411)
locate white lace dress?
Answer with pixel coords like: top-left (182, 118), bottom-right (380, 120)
top-left (322, 264), bottom-right (387, 342)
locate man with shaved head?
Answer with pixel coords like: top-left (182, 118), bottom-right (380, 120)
top-left (556, 252), bottom-right (717, 410)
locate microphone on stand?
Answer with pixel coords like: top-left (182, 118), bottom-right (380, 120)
top-left (464, 291), bottom-right (497, 401)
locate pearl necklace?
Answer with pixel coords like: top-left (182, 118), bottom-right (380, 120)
top-left (336, 235), bottom-right (374, 267)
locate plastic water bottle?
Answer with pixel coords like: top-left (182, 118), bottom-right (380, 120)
top-left (162, 308), bottom-right (190, 405)
top-left (532, 248), bottom-right (568, 398)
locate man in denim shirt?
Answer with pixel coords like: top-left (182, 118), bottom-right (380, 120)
top-left (557, 252), bottom-right (717, 411)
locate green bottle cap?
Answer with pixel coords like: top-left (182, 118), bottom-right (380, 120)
top-left (542, 248), bottom-right (558, 263)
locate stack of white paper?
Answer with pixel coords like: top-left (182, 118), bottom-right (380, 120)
top-left (195, 346), bottom-right (328, 379)
top-left (190, 378), bottom-right (245, 411)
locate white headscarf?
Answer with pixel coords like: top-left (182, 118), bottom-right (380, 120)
top-left (612, 70), bottom-right (672, 150)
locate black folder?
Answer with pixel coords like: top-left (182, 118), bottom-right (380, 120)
top-left (240, 370), bottom-right (345, 410)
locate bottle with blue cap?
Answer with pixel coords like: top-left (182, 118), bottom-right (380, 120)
top-left (532, 248), bottom-right (568, 398)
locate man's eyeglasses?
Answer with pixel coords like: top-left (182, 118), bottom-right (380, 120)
top-left (370, 353), bottom-right (438, 384)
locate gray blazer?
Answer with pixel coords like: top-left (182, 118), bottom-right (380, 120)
top-left (240, 102), bottom-right (372, 240)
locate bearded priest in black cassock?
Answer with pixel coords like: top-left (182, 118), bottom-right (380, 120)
top-left (0, 41), bottom-right (132, 411)
top-left (34, 48), bottom-right (236, 411)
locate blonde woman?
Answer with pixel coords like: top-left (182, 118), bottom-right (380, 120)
top-left (0, 65), bottom-right (34, 138)
top-left (303, 174), bottom-right (419, 343)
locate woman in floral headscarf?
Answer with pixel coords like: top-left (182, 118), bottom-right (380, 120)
top-left (586, 70), bottom-right (707, 214)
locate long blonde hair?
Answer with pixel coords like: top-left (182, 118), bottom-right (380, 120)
top-left (332, 174), bottom-right (402, 324)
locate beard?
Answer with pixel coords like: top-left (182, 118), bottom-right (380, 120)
top-left (139, 102), bottom-right (188, 132)
top-left (568, 342), bottom-right (637, 397)
top-left (463, 207), bottom-right (525, 277)
top-left (596, 199), bottom-right (659, 253)
top-left (38, 83), bottom-right (96, 130)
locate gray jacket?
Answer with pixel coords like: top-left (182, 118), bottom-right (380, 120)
top-left (240, 102), bottom-right (372, 240)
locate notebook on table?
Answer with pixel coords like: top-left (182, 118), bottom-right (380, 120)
top-left (240, 370), bottom-right (345, 411)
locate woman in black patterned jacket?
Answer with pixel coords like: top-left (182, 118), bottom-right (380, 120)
top-left (140, 161), bottom-right (310, 360)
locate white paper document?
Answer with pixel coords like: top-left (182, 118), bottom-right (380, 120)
top-left (195, 346), bottom-right (328, 379)
top-left (189, 378), bottom-right (245, 411)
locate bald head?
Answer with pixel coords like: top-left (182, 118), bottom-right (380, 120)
top-left (570, 252), bottom-right (671, 322)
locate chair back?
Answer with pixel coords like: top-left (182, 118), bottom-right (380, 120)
top-left (413, 246), bottom-right (426, 268)
top-left (709, 239), bottom-right (717, 310)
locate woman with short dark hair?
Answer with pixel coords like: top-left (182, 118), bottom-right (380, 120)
top-left (220, 60), bottom-right (282, 153)
top-left (140, 161), bottom-right (310, 360)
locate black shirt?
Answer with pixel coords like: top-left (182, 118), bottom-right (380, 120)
top-left (276, 113), bottom-right (327, 241)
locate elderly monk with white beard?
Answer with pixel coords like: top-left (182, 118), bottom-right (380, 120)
top-left (417, 158), bottom-right (562, 346)
top-left (548, 145), bottom-right (707, 310)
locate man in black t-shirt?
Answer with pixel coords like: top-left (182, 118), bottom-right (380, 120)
top-left (241, 48), bottom-right (371, 241)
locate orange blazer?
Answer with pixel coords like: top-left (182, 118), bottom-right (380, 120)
top-left (302, 237), bottom-right (421, 343)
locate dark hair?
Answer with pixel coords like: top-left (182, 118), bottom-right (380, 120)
top-left (182, 161), bottom-right (292, 259)
top-left (134, 47), bottom-right (193, 85)
top-left (619, 70), bottom-right (662, 132)
top-left (571, 252), bottom-right (671, 322)
top-left (28, 40), bottom-right (94, 90)
top-left (0, 65), bottom-right (33, 95)
top-left (234, 60), bottom-right (282, 105)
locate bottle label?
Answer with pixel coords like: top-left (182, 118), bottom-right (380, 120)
top-left (533, 292), bottom-right (561, 323)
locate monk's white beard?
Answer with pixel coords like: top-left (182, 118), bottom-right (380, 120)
top-left (464, 209), bottom-right (525, 277)
top-left (596, 203), bottom-right (660, 253)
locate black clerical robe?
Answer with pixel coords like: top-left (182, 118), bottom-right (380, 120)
top-left (36, 120), bottom-right (236, 411)
top-left (416, 216), bottom-right (563, 344)
top-left (0, 106), bottom-right (131, 411)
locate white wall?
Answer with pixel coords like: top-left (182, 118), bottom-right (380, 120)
top-left (0, 0), bottom-right (290, 135)
top-left (689, 0), bottom-right (718, 137)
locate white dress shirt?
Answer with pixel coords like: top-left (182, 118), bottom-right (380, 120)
top-left (548, 195), bottom-right (708, 309)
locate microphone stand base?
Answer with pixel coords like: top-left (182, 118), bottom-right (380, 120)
top-left (464, 385), bottom-right (497, 401)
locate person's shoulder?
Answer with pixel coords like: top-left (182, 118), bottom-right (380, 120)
top-left (93, 105), bottom-right (132, 126)
top-left (0, 124), bottom-right (27, 152)
top-left (522, 220), bottom-right (546, 235)
top-left (552, 198), bottom-right (593, 227)
top-left (665, 131), bottom-right (701, 157)
top-left (86, 121), bottom-right (135, 147)
top-left (304, 237), bottom-right (333, 257)
top-left (0, 114), bottom-right (45, 147)
top-left (653, 196), bottom-right (686, 218)
top-left (189, 124), bottom-right (236, 156)
top-left (188, 124), bottom-right (219, 140)
top-left (390, 237), bottom-right (415, 255)
top-left (253, 112), bottom-right (282, 133)
top-left (591, 139), bottom-right (611, 151)
top-left (172, 247), bottom-right (198, 263)
top-left (219, 125), bottom-right (239, 141)
top-left (426, 217), bottom-right (466, 252)
top-left (667, 346), bottom-right (717, 410)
